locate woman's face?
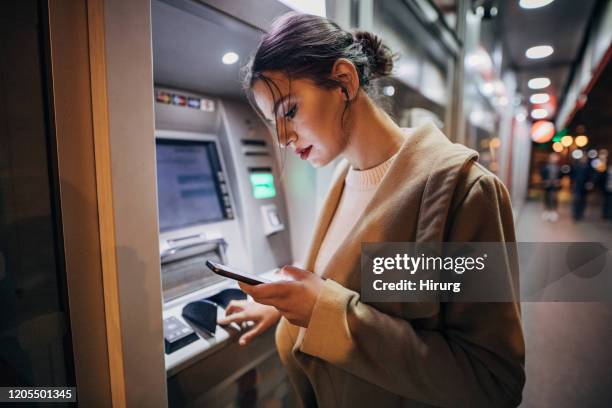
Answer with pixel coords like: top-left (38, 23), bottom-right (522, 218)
top-left (251, 71), bottom-right (348, 167)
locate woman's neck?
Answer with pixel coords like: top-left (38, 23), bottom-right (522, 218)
top-left (341, 92), bottom-right (406, 171)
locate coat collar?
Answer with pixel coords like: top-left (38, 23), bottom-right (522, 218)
top-left (302, 121), bottom-right (478, 283)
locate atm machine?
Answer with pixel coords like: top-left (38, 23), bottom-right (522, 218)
top-left (153, 86), bottom-right (295, 406)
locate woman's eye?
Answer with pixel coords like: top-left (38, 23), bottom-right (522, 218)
top-left (284, 104), bottom-right (297, 119)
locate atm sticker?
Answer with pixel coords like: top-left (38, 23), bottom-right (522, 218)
top-left (172, 94), bottom-right (187, 106)
top-left (200, 98), bottom-right (215, 112)
top-left (156, 91), bottom-right (171, 104)
top-left (187, 97), bottom-right (201, 109)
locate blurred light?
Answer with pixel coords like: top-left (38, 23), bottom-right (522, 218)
top-left (481, 82), bottom-right (495, 96)
top-left (561, 164), bottom-right (571, 174)
top-left (560, 135), bottom-right (574, 147)
top-left (476, 6), bottom-right (484, 16)
top-left (491, 6), bottom-right (498, 16)
top-left (591, 158), bottom-right (601, 169)
top-left (222, 51), bottom-right (239, 65)
top-left (588, 149), bottom-right (598, 159)
top-left (528, 77), bottom-right (551, 89)
top-left (490, 137), bottom-right (501, 149)
top-left (572, 149), bottom-right (584, 160)
top-left (496, 96), bottom-right (509, 106)
top-left (531, 108), bottom-right (548, 119)
top-left (519, 0), bottom-right (554, 9)
top-left (530, 93), bottom-right (550, 104)
top-left (382, 85), bottom-right (395, 96)
top-left (552, 142), bottom-right (564, 152)
top-left (525, 45), bottom-right (554, 59)
top-left (600, 149), bottom-right (608, 157)
top-left (469, 110), bottom-right (485, 124)
top-left (493, 80), bottom-right (505, 95)
top-left (278, 0), bottom-right (326, 16)
top-left (530, 120), bottom-right (555, 143)
top-left (575, 135), bottom-right (588, 147)
top-left (417, 0), bottom-right (439, 22)
top-left (516, 112), bottom-right (527, 122)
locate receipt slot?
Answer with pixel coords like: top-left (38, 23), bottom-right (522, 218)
top-left (261, 204), bottom-right (284, 236)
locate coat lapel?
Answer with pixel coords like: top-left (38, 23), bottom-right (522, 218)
top-left (308, 122), bottom-right (447, 285)
top-left (302, 160), bottom-right (350, 272)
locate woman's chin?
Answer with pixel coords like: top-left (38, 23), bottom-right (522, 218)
top-left (309, 156), bottom-right (326, 168)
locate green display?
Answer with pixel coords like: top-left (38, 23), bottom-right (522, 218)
top-left (249, 172), bottom-right (276, 199)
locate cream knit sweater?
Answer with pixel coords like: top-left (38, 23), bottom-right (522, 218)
top-left (313, 150), bottom-right (400, 276)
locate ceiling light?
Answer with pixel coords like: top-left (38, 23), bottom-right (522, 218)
top-left (531, 108), bottom-right (548, 119)
top-left (519, 0), bottom-right (554, 9)
top-left (530, 93), bottom-right (550, 104)
top-left (526, 45), bottom-right (554, 59)
top-left (383, 86), bottom-right (395, 96)
top-left (222, 51), bottom-right (239, 65)
top-left (528, 77), bottom-right (551, 89)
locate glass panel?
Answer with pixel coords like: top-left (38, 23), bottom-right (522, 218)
top-left (0, 0), bottom-right (75, 396)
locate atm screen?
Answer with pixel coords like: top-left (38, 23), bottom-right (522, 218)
top-left (249, 170), bottom-right (276, 199)
top-left (156, 138), bottom-right (229, 231)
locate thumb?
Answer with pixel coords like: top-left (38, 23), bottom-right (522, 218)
top-left (278, 265), bottom-right (309, 280)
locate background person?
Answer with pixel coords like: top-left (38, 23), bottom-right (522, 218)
top-left (601, 163), bottom-right (612, 220)
top-left (571, 155), bottom-right (593, 221)
top-left (539, 152), bottom-right (562, 222)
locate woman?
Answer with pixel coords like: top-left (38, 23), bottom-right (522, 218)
top-left (217, 12), bottom-right (525, 407)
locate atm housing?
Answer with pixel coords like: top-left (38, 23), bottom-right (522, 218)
top-left (154, 85), bottom-right (293, 403)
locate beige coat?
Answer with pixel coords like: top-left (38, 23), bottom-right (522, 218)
top-left (275, 122), bottom-right (525, 407)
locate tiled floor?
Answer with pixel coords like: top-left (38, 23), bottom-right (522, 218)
top-left (516, 200), bottom-right (612, 408)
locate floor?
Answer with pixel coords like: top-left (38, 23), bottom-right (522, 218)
top-left (516, 200), bottom-right (612, 408)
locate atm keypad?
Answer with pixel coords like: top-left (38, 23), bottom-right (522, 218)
top-left (164, 316), bottom-right (198, 354)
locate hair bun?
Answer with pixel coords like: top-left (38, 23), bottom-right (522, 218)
top-left (353, 30), bottom-right (394, 79)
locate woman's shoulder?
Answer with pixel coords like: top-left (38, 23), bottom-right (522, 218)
top-left (452, 160), bottom-right (512, 211)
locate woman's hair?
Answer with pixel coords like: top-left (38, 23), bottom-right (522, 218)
top-left (241, 11), bottom-right (395, 146)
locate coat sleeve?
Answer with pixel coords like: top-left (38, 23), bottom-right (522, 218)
top-left (298, 173), bottom-right (526, 407)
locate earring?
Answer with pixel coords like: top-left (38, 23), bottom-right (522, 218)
top-left (342, 88), bottom-right (350, 101)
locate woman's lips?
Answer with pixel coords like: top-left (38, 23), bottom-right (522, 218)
top-left (297, 145), bottom-right (313, 160)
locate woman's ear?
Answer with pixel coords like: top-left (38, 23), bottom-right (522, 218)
top-left (331, 58), bottom-right (359, 101)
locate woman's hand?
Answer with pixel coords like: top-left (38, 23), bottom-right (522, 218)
top-left (237, 265), bottom-right (325, 328)
top-left (218, 300), bottom-right (281, 346)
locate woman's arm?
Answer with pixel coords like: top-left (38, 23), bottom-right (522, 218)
top-left (298, 174), bottom-right (526, 407)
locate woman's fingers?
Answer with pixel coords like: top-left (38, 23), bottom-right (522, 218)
top-left (238, 321), bottom-right (264, 346)
top-left (218, 310), bottom-right (248, 325)
top-left (246, 282), bottom-right (293, 302)
top-left (224, 299), bottom-right (247, 316)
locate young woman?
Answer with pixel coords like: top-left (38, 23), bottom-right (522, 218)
top-left (217, 12), bottom-right (525, 408)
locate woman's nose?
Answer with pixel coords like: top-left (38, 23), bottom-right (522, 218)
top-left (279, 123), bottom-right (297, 148)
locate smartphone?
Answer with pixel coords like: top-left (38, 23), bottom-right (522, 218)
top-left (206, 260), bottom-right (272, 285)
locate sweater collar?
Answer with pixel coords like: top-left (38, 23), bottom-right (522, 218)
top-left (345, 150), bottom-right (400, 189)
